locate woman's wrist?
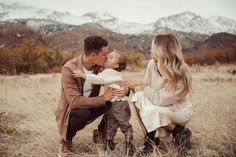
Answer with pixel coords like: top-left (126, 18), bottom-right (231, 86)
top-left (139, 80), bottom-right (145, 90)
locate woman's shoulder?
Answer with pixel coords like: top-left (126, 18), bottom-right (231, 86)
top-left (147, 59), bottom-right (155, 66)
top-left (146, 60), bottom-right (163, 78)
top-left (146, 60), bottom-right (155, 71)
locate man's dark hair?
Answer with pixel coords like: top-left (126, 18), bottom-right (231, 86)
top-left (84, 36), bottom-right (108, 55)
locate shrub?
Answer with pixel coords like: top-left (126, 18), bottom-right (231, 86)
top-left (126, 50), bottom-right (147, 71)
top-left (0, 41), bottom-right (75, 74)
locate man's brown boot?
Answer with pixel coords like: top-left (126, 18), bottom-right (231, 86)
top-left (59, 139), bottom-right (73, 156)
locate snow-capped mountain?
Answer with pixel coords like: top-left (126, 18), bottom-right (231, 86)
top-left (152, 11), bottom-right (236, 35)
top-left (0, 2), bottom-right (153, 34)
top-left (0, 2), bottom-right (236, 35)
top-left (0, 3), bottom-right (88, 25)
top-left (81, 11), bottom-right (153, 34)
top-left (207, 16), bottom-right (236, 35)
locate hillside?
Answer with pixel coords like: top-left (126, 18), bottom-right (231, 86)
top-left (0, 21), bottom-right (46, 49)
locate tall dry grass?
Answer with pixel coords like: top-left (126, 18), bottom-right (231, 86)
top-left (0, 64), bottom-right (236, 157)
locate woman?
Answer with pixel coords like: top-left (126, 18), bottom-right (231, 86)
top-left (126, 34), bottom-right (193, 155)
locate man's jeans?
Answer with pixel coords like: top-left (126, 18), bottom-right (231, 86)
top-left (66, 102), bottom-right (111, 140)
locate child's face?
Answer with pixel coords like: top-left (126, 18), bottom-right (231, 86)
top-left (104, 51), bottom-right (120, 69)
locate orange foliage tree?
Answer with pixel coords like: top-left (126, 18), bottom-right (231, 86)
top-left (184, 48), bottom-right (236, 65)
top-left (126, 50), bottom-right (147, 71)
top-left (0, 40), bottom-right (75, 74)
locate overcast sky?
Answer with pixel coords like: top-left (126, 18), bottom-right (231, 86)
top-left (2, 0), bottom-right (236, 23)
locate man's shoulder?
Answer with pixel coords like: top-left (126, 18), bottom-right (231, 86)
top-left (64, 56), bottom-right (81, 70)
top-left (62, 55), bottom-right (103, 74)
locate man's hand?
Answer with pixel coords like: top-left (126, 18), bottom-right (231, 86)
top-left (72, 69), bottom-right (86, 79)
top-left (102, 88), bottom-right (114, 101)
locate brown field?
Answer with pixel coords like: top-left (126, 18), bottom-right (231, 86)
top-left (0, 64), bottom-right (236, 157)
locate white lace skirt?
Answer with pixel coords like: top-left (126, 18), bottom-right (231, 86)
top-left (131, 91), bottom-right (193, 137)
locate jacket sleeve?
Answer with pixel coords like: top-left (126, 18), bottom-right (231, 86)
top-left (61, 66), bottom-right (106, 109)
top-left (134, 60), bottom-right (152, 92)
top-left (143, 82), bottom-right (184, 107)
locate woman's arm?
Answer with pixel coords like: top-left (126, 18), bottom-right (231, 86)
top-left (143, 82), bottom-right (184, 106)
top-left (122, 60), bottom-right (152, 91)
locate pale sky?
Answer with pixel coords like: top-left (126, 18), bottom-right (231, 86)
top-left (2, 0), bottom-right (236, 23)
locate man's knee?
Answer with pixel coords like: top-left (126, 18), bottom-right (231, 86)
top-left (69, 108), bottom-right (92, 126)
top-left (90, 106), bottom-right (107, 119)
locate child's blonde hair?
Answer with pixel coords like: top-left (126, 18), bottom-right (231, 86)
top-left (151, 34), bottom-right (192, 98)
top-left (113, 49), bottom-right (127, 72)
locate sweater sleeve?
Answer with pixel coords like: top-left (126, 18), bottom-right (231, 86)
top-left (143, 82), bottom-right (184, 107)
top-left (86, 69), bottom-right (123, 85)
top-left (134, 60), bottom-right (152, 92)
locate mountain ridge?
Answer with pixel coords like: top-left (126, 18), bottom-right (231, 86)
top-left (0, 2), bottom-right (236, 35)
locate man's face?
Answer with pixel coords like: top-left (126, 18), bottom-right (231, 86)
top-left (93, 46), bottom-right (108, 66)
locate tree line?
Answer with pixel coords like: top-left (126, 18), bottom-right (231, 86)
top-left (0, 40), bottom-right (76, 74)
top-left (0, 40), bottom-right (235, 74)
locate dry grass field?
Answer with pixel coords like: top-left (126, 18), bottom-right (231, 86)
top-left (0, 64), bottom-right (236, 157)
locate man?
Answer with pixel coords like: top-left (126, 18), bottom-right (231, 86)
top-left (55, 35), bottom-right (129, 155)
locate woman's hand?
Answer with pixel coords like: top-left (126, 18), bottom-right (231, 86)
top-left (72, 69), bottom-right (86, 79)
top-left (119, 80), bottom-right (145, 90)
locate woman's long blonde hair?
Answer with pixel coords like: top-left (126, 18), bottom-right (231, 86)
top-left (151, 34), bottom-right (192, 98)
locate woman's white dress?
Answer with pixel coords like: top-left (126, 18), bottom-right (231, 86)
top-left (131, 60), bottom-right (193, 137)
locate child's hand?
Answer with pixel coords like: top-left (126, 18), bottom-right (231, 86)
top-left (72, 69), bottom-right (85, 79)
top-left (112, 87), bottom-right (129, 99)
